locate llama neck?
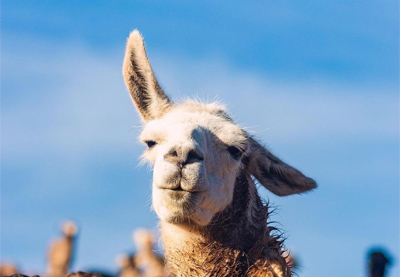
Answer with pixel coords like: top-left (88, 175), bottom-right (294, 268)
top-left (64, 235), bottom-right (75, 261)
top-left (65, 235), bottom-right (75, 247)
top-left (160, 171), bottom-right (290, 277)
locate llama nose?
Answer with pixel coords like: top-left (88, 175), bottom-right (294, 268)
top-left (164, 146), bottom-right (204, 166)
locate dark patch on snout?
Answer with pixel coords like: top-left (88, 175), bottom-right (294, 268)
top-left (166, 190), bottom-right (190, 200)
top-left (164, 190), bottom-right (200, 205)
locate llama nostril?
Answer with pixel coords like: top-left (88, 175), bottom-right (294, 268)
top-left (184, 149), bottom-right (204, 165)
top-left (164, 147), bottom-right (204, 166)
top-left (164, 149), bottom-right (179, 164)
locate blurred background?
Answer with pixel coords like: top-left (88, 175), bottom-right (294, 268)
top-left (1, 1), bottom-right (399, 276)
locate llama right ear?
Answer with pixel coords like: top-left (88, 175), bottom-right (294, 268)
top-left (245, 137), bottom-right (317, 196)
top-left (122, 30), bottom-right (172, 122)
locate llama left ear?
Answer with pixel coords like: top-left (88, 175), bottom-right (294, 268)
top-left (122, 30), bottom-right (172, 122)
top-left (245, 137), bottom-right (317, 196)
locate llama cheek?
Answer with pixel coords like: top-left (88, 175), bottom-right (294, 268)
top-left (205, 175), bottom-right (232, 203)
top-left (144, 149), bottom-right (158, 163)
top-left (200, 183), bottom-right (232, 215)
top-left (152, 190), bottom-right (176, 222)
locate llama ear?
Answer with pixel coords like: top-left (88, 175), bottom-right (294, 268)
top-left (122, 30), bottom-right (172, 122)
top-left (245, 137), bottom-right (317, 196)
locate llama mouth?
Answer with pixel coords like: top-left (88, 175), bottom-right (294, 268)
top-left (162, 189), bottom-right (201, 221)
top-left (164, 189), bottom-right (195, 201)
top-left (170, 186), bottom-right (184, 192)
top-left (163, 189), bottom-right (201, 212)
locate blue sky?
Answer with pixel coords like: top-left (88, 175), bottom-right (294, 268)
top-left (1, 1), bottom-right (399, 277)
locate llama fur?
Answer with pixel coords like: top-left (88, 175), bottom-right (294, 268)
top-left (47, 221), bottom-right (78, 277)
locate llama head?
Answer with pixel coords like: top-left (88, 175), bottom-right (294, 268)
top-left (133, 229), bottom-right (155, 251)
top-left (61, 221), bottom-right (78, 237)
top-left (123, 30), bottom-right (316, 227)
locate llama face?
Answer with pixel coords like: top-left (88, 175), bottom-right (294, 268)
top-left (140, 102), bottom-right (248, 226)
top-left (62, 221), bottom-right (78, 237)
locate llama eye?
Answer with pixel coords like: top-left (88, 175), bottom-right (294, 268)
top-left (145, 140), bottom-right (157, 148)
top-left (227, 146), bottom-right (242, 158)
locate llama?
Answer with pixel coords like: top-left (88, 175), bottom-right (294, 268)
top-left (47, 221), bottom-right (78, 277)
top-left (122, 30), bottom-right (316, 277)
top-left (116, 254), bottom-right (141, 277)
top-left (368, 250), bottom-right (392, 277)
top-left (132, 229), bottom-right (167, 277)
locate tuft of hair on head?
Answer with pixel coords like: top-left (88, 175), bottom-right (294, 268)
top-left (61, 220), bottom-right (78, 236)
top-left (132, 228), bottom-right (155, 250)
